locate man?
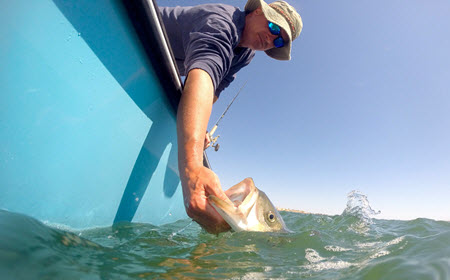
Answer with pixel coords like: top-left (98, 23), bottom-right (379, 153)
top-left (159, 0), bottom-right (302, 233)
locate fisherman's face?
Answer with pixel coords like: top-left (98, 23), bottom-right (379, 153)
top-left (239, 7), bottom-right (289, 51)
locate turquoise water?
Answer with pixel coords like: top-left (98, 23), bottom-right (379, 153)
top-left (1, 193), bottom-right (449, 279)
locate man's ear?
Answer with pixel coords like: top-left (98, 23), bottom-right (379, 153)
top-left (254, 7), bottom-right (263, 15)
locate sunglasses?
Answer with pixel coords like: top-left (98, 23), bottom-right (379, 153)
top-left (268, 21), bottom-right (285, 48)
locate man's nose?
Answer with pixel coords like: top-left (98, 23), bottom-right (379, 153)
top-left (265, 32), bottom-right (277, 47)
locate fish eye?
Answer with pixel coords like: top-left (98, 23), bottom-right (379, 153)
top-left (267, 211), bottom-right (276, 223)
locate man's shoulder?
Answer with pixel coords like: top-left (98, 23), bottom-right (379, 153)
top-left (161, 4), bottom-right (243, 20)
top-left (199, 3), bottom-right (241, 13)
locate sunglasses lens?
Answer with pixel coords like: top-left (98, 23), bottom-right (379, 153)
top-left (268, 22), bottom-right (281, 35)
top-left (274, 37), bottom-right (284, 48)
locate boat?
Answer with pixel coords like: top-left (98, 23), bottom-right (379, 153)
top-left (0, 0), bottom-right (205, 229)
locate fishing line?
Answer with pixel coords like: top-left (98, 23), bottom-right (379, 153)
top-left (207, 81), bottom-right (248, 151)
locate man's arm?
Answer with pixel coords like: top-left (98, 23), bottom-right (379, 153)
top-left (177, 68), bottom-right (232, 233)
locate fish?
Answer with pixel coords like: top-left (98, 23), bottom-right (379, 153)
top-left (208, 178), bottom-right (290, 232)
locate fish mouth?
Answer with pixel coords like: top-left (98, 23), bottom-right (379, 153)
top-left (208, 195), bottom-right (235, 214)
top-left (209, 178), bottom-right (290, 233)
top-left (209, 195), bottom-right (248, 231)
top-left (209, 179), bottom-right (260, 231)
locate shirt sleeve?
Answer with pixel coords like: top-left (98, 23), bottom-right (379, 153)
top-left (215, 48), bottom-right (255, 97)
top-left (183, 16), bottom-right (236, 97)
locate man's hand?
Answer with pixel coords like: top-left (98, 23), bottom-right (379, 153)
top-left (181, 165), bottom-right (231, 233)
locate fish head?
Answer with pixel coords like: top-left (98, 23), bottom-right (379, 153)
top-left (208, 178), bottom-right (290, 232)
top-left (253, 189), bottom-right (289, 232)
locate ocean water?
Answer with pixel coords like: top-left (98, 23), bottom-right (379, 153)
top-left (1, 192), bottom-right (449, 280)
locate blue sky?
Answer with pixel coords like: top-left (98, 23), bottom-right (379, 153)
top-left (157, 0), bottom-right (450, 221)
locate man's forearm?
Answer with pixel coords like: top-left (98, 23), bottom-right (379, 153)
top-left (175, 69), bottom-right (232, 233)
top-left (177, 69), bottom-right (215, 176)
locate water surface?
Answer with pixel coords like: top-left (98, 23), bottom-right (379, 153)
top-left (1, 192), bottom-right (449, 279)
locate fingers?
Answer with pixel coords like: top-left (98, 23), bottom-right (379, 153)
top-left (182, 167), bottom-right (232, 234)
top-left (201, 220), bottom-right (231, 234)
top-left (195, 204), bottom-right (231, 234)
top-left (202, 172), bottom-right (233, 205)
top-left (186, 198), bottom-right (230, 234)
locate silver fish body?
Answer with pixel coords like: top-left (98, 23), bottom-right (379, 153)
top-left (209, 178), bottom-right (289, 232)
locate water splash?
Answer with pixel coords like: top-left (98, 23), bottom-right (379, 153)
top-left (341, 190), bottom-right (380, 234)
top-left (342, 190), bottom-right (380, 219)
top-left (303, 248), bottom-right (354, 272)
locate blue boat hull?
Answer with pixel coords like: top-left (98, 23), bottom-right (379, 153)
top-left (0, 0), bottom-right (187, 228)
